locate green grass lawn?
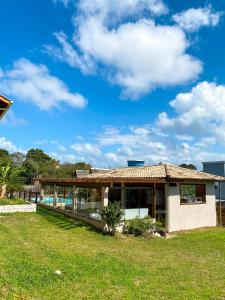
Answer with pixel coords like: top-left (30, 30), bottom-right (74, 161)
top-left (0, 198), bottom-right (26, 205)
top-left (0, 207), bottom-right (225, 300)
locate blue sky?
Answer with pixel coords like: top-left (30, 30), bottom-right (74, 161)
top-left (0, 0), bottom-right (225, 168)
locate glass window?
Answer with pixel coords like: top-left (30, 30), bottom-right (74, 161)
top-left (77, 187), bottom-right (102, 221)
top-left (180, 184), bottom-right (206, 204)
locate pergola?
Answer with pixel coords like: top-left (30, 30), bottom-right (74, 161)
top-left (0, 95), bottom-right (13, 119)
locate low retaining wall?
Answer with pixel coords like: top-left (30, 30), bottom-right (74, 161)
top-left (0, 202), bottom-right (36, 213)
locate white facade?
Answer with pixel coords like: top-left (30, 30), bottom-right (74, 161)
top-left (166, 182), bottom-right (217, 232)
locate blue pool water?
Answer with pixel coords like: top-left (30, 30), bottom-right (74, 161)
top-left (31, 196), bottom-right (73, 205)
top-left (43, 197), bottom-right (73, 205)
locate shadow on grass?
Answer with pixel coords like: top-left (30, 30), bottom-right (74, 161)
top-left (37, 206), bottom-right (101, 234)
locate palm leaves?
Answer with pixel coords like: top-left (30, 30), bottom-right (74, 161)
top-left (0, 161), bottom-right (24, 199)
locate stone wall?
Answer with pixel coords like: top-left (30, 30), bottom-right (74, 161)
top-left (0, 203), bottom-right (36, 213)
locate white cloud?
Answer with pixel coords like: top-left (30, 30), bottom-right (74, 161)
top-left (47, 0), bottom-right (202, 98)
top-left (77, 0), bottom-right (168, 21)
top-left (157, 81), bottom-right (225, 144)
top-left (1, 110), bottom-right (27, 127)
top-left (0, 137), bottom-right (25, 153)
top-left (71, 142), bottom-right (101, 156)
top-left (55, 81), bottom-right (225, 167)
top-left (0, 58), bottom-right (87, 110)
top-left (52, 0), bottom-right (71, 7)
top-left (58, 145), bottom-right (67, 152)
top-left (175, 134), bottom-right (194, 142)
top-left (173, 5), bottom-right (222, 32)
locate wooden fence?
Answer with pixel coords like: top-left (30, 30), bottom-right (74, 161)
top-left (216, 206), bottom-right (225, 226)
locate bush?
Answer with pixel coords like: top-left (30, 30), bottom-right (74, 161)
top-left (124, 217), bottom-right (161, 236)
top-left (100, 202), bottom-right (124, 236)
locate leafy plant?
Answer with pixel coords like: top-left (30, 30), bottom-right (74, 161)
top-left (100, 202), bottom-right (124, 236)
top-left (0, 198), bottom-right (26, 205)
top-left (0, 161), bottom-right (24, 199)
top-left (124, 217), bottom-right (161, 236)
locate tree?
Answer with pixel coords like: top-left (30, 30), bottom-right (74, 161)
top-left (74, 162), bottom-right (91, 170)
top-left (0, 149), bottom-right (10, 165)
top-left (9, 152), bottom-right (25, 167)
top-left (100, 202), bottom-right (124, 236)
top-left (26, 149), bottom-right (57, 165)
top-left (179, 163), bottom-right (197, 170)
top-left (0, 161), bottom-right (24, 199)
top-left (55, 162), bottom-right (92, 178)
top-left (22, 149), bottom-right (58, 183)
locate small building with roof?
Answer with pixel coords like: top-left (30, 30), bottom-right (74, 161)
top-left (39, 163), bottom-right (225, 232)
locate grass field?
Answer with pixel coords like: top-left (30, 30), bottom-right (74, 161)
top-left (0, 206), bottom-right (225, 300)
top-left (0, 198), bottom-right (26, 205)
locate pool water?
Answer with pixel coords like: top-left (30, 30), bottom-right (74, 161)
top-left (31, 196), bottom-right (72, 205)
top-left (42, 197), bottom-right (73, 205)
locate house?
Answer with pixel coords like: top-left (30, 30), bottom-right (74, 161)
top-left (39, 163), bottom-right (225, 232)
top-left (0, 95), bottom-right (13, 119)
top-left (202, 161), bottom-right (225, 203)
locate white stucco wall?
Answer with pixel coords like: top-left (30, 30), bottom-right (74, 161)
top-left (0, 203), bottom-right (36, 214)
top-left (166, 182), bottom-right (217, 232)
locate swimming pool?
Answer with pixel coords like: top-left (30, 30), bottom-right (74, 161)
top-left (31, 196), bottom-right (72, 205)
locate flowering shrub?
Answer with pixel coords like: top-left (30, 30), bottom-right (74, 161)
top-left (124, 217), bottom-right (162, 236)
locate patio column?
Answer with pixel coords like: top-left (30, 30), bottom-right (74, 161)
top-left (152, 183), bottom-right (156, 219)
top-left (101, 186), bottom-right (109, 232)
top-left (72, 185), bottom-right (78, 214)
top-left (121, 183), bottom-right (126, 208)
top-left (40, 187), bottom-right (45, 203)
top-left (165, 183), bottom-right (171, 232)
top-left (101, 186), bottom-right (109, 207)
top-left (53, 184), bottom-right (57, 208)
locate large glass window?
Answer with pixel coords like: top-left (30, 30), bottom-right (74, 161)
top-left (77, 187), bottom-right (102, 221)
top-left (180, 184), bottom-right (206, 204)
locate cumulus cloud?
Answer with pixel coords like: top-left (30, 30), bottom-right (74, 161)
top-left (157, 81), bottom-right (225, 144)
top-left (77, 0), bottom-right (168, 21)
top-left (173, 5), bottom-right (222, 32)
top-left (48, 81), bottom-right (225, 168)
top-left (47, 0), bottom-right (202, 98)
top-left (0, 58), bottom-right (87, 110)
top-left (0, 137), bottom-right (25, 153)
top-left (71, 142), bottom-right (101, 156)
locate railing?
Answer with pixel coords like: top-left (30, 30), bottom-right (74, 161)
top-left (16, 191), bottom-right (40, 203)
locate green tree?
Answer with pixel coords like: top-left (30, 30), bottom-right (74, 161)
top-left (179, 163), bottom-right (197, 170)
top-left (0, 161), bottom-right (24, 199)
top-left (74, 162), bottom-right (91, 170)
top-left (55, 162), bottom-right (92, 178)
top-left (100, 202), bottom-right (124, 236)
top-left (0, 149), bottom-right (10, 165)
top-left (26, 149), bottom-right (57, 165)
top-left (22, 149), bottom-right (58, 183)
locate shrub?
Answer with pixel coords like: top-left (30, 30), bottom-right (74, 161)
top-left (100, 202), bottom-right (124, 236)
top-left (124, 217), bottom-right (161, 236)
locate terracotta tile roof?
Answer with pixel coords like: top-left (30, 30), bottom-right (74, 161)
top-left (0, 95), bottom-right (13, 119)
top-left (39, 164), bottom-right (225, 185)
top-left (76, 164), bottom-right (225, 182)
